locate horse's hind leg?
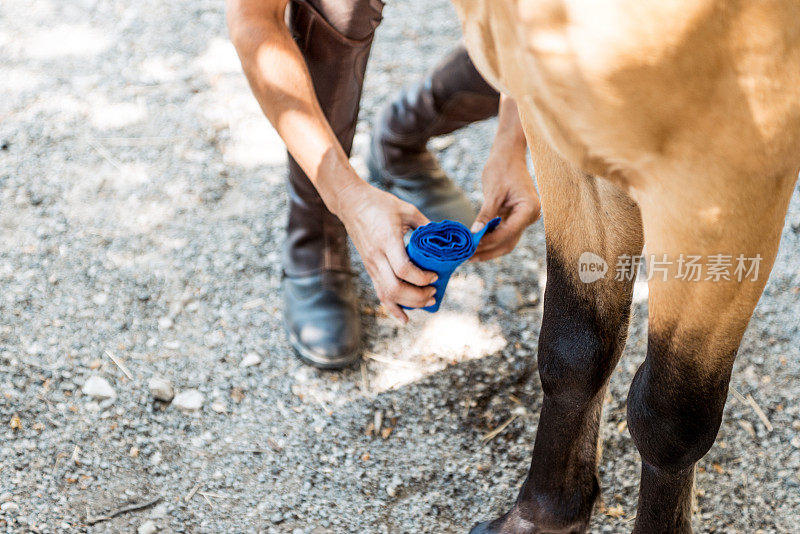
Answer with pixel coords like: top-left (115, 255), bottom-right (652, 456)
top-left (627, 170), bottom-right (797, 533)
top-left (472, 129), bottom-right (643, 533)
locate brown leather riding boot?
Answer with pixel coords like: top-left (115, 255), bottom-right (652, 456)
top-left (283, 0), bottom-right (383, 369)
top-left (368, 44), bottom-right (500, 226)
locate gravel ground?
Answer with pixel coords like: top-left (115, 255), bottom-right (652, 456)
top-left (2, 1), bottom-right (800, 533)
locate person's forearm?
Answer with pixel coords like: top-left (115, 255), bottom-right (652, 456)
top-left (492, 95), bottom-right (527, 154)
top-left (226, 0), bottom-right (364, 215)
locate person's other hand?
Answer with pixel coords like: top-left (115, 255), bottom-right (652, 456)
top-left (335, 182), bottom-right (438, 323)
top-left (470, 95), bottom-right (540, 262)
top-left (470, 148), bottom-right (540, 262)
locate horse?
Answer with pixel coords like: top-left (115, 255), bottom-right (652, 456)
top-left (451, 1), bottom-right (800, 532)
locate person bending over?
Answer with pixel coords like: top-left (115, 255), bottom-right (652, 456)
top-left (227, 0), bottom-right (540, 368)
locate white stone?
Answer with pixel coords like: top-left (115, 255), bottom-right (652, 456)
top-left (148, 376), bottom-right (174, 402)
top-left (137, 519), bottom-right (158, 534)
top-left (1, 502), bottom-right (19, 513)
top-left (172, 389), bottom-right (204, 411)
top-left (240, 352), bottom-right (262, 368)
top-left (150, 502), bottom-right (169, 519)
top-left (81, 375), bottom-right (116, 400)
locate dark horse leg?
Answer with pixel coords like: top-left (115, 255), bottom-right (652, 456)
top-left (472, 130), bottom-right (643, 533)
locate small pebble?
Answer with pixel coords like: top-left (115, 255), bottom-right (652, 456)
top-left (385, 475), bottom-right (403, 498)
top-left (240, 353), bottom-right (262, 367)
top-left (148, 376), bottom-right (175, 402)
top-left (137, 519), bottom-right (158, 534)
top-left (1, 502), bottom-right (19, 513)
top-left (173, 389), bottom-right (204, 411)
top-left (81, 376), bottom-right (116, 400)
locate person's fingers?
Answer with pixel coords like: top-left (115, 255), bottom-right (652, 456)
top-left (475, 221), bottom-right (512, 250)
top-left (401, 204), bottom-right (430, 230)
top-left (366, 260), bottom-right (410, 324)
top-left (477, 200), bottom-right (537, 248)
top-left (470, 195), bottom-right (503, 233)
top-left (474, 214), bottom-right (518, 251)
top-left (386, 240), bottom-right (437, 287)
top-left (383, 301), bottom-right (409, 324)
top-left (375, 256), bottom-right (437, 309)
top-left (470, 205), bottom-right (532, 261)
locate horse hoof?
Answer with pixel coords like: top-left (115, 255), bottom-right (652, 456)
top-left (468, 512), bottom-right (539, 534)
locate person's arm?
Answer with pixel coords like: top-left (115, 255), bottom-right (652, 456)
top-left (227, 0), bottom-right (437, 322)
top-left (470, 95), bottom-right (541, 262)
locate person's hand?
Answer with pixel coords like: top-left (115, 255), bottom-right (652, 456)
top-left (335, 181), bottom-right (438, 323)
top-left (470, 95), bottom-right (540, 262)
top-left (470, 146), bottom-right (541, 262)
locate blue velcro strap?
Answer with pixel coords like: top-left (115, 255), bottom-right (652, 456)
top-left (403, 217), bottom-right (501, 312)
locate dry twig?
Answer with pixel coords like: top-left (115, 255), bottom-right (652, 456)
top-left (184, 482), bottom-right (202, 503)
top-left (85, 496), bottom-right (162, 525)
top-left (745, 393), bottom-right (773, 432)
top-left (482, 414), bottom-right (519, 443)
top-left (104, 350), bottom-right (134, 380)
top-left (732, 386), bottom-right (773, 432)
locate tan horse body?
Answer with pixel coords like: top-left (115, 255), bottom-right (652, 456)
top-left (451, 1), bottom-right (800, 532)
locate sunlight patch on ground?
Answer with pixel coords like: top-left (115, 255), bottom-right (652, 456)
top-left (223, 115), bottom-right (286, 169)
top-left (89, 98), bottom-right (148, 130)
top-left (278, 260), bottom-right (542, 413)
top-left (367, 274), bottom-right (507, 392)
top-left (139, 54), bottom-right (186, 84)
top-left (367, 310), bottom-right (506, 392)
top-left (207, 186), bottom-right (265, 221)
top-left (3, 67), bottom-right (43, 94)
top-left (195, 37), bottom-right (241, 77)
top-left (289, 273), bottom-right (507, 408)
top-left (23, 24), bottom-right (111, 59)
top-left (61, 161), bottom-right (176, 234)
top-left (193, 38), bottom-right (286, 171)
top-left (33, 93), bottom-right (86, 119)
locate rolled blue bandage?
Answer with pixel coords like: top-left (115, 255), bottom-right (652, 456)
top-left (404, 217), bottom-right (501, 312)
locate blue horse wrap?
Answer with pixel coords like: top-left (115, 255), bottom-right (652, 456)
top-left (404, 217), bottom-right (501, 312)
